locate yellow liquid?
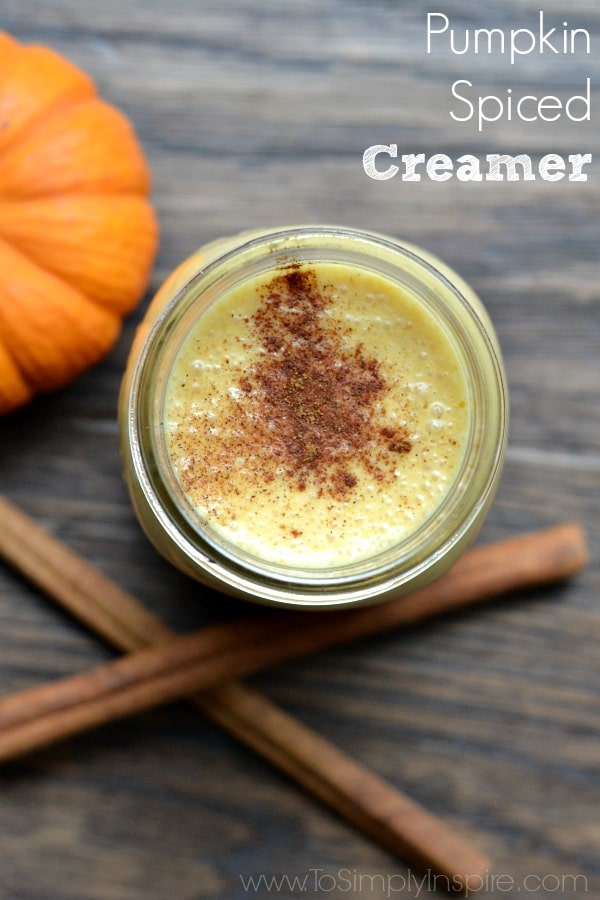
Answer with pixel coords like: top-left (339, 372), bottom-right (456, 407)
top-left (164, 262), bottom-right (469, 568)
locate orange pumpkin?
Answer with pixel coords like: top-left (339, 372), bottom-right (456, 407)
top-left (0, 31), bottom-right (158, 414)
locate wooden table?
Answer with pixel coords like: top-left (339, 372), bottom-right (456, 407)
top-left (1, 2), bottom-right (598, 898)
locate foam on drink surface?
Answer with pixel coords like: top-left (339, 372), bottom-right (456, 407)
top-left (164, 263), bottom-right (469, 568)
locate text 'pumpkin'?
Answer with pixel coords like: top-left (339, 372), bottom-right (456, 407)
top-left (0, 32), bottom-right (159, 414)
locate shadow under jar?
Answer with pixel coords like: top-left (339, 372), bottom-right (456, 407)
top-left (119, 226), bottom-right (508, 609)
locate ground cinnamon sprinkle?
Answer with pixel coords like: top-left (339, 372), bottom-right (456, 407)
top-left (232, 268), bottom-right (410, 499)
top-left (170, 266), bottom-right (413, 522)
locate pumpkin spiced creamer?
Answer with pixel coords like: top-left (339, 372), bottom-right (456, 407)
top-left (119, 227), bottom-right (507, 608)
top-left (164, 261), bottom-right (468, 569)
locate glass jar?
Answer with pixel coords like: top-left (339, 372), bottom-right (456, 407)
top-left (118, 226), bottom-right (508, 609)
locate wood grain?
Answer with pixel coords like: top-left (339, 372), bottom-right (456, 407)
top-left (0, 1), bottom-right (598, 898)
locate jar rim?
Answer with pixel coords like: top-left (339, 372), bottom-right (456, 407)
top-left (126, 226), bottom-right (508, 608)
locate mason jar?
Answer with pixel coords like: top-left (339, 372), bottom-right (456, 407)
top-left (118, 226), bottom-right (508, 609)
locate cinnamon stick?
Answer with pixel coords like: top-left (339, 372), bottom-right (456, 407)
top-left (0, 511), bottom-right (587, 762)
top-left (0, 496), bottom-right (587, 890)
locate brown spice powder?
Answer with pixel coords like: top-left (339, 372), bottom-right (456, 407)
top-left (173, 266), bottom-right (412, 506)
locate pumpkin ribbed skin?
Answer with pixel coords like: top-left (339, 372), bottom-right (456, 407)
top-left (0, 32), bottom-right (158, 414)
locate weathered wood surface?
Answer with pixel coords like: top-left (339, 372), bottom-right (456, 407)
top-left (0, 1), bottom-right (598, 898)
